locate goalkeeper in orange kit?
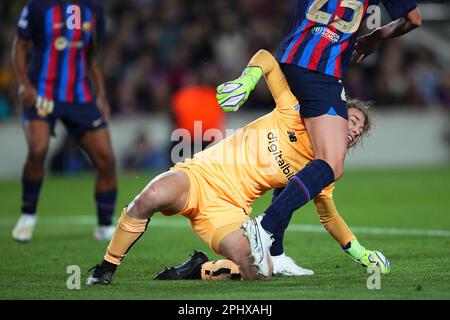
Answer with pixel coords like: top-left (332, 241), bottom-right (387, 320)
top-left (86, 50), bottom-right (389, 284)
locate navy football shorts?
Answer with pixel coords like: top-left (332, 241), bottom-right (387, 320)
top-left (22, 100), bottom-right (107, 140)
top-left (280, 63), bottom-right (348, 120)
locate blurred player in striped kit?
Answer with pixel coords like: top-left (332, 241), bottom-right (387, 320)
top-left (11, 0), bottom-right (117, 242)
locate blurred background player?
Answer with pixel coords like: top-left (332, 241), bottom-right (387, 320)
top-left (217, 0), bottom-right (422, 274)
top-left (11, 0), bottom-right (117, 242)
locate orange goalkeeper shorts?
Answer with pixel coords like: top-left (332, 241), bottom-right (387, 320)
top-left (161, 163), bottom-right (250, 255)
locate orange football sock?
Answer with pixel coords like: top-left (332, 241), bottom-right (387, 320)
top-left (104, 208), bottom-right (150, 265)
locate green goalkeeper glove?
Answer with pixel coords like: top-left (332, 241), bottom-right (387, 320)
top-left (343, 239), bottom-right (391, 274)
top-left (216, 66), bottom-right (263, 112)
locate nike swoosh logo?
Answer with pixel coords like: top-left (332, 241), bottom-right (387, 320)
top-left (92, 118), bottom-right (103, 128)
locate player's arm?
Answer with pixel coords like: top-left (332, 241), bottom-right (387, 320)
top-left (314, 192), bottom-right (391, 274)
top-left (352, 3), bottom-right (421, 63)
top-left (216, 49), bottom-right (296, 111)
top-left (86, 3), bottom-right (110, 121)
top-left (248, 49), bottom-right (298, 110)
top-left (11, 36), bottom-right (36, 108)
top-left (12, 2), bottom-right (38, 108)
top-left (89, 60), bottom-right (110, 121)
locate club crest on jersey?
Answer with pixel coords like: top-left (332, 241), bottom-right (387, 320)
top-left (287, 131), bottom-right (297, 143)
top-left (82, 22), bottom-right (92, 31)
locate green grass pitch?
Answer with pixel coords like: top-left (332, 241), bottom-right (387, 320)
top-left (1, 166), bottom-right (449, 300)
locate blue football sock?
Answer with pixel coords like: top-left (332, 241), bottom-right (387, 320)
top-left (21, 177), bottom-right (43, 215)
top-left (269, 187), bottom-right (287, 256)
top-left (271, 187), bottom-right (284, 202)
top-left (95, 189), bottom-right (117, 226)
top-left (261, 159), bottom-right (334, 235)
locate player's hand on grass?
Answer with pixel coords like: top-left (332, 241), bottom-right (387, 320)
top-left (358, 249), bottom-right (391, 274)
top-left (216, 66), bottom-right (263, 112)
top-left (343, 239), bottom-right (391, 274)
top-left (19, 83), bottom-right (37, 108)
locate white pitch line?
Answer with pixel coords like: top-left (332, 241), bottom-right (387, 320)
top-left (1, 215), bottom-right (450, 237)
top-left (285, 224), bottom-right (450, 237)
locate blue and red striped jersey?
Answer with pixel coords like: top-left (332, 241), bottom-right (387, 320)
top-left (17, 0), bottom-right (105, 104)
top-left (276, 0), bottom-right (417, 79)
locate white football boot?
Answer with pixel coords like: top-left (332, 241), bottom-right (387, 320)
top-left (94, 225), bottom-right (116, 241)
top-left (12, 214), bottom-right (37, 243)
top-left (241, 217), bottom-right (273, 277)
top-left (272, 253), bottom-right (314, 276)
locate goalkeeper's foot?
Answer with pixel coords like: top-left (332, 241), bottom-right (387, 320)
top-left (85, 261), bottom-right (117, 285)
top-left (272, 254), bottom-right (314, 276)
top-left (153, 267), bottom-right (183, 280)
top-left (12, 214), bottom-right (37, 243)
top-left (153, 250), bottom-right (209, 280)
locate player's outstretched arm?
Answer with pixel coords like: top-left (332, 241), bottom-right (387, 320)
top-left (216, 65), bottom-right (263, 112)
top-left (352, 7), bottom-right (421, 63)
top-left (314, 194), bottom-right (391, 274)
top-left (216, 49), bottom-right (295, 111)
top-left (215, 50), bottom-right (273, 112)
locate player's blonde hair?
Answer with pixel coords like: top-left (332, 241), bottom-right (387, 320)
top-left (346, 98), bottom-right (373, 147)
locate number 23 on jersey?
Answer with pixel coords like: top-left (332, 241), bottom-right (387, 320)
top-left (306, 0), bottom-right (364, 34)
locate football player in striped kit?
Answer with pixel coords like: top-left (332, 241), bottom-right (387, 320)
top-left (12, 0), bottom-right (117, 242)
top-left (217, 0), bottom-right (421, 275)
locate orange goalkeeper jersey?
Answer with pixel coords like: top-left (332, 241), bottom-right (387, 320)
top-left (177, 50), bottom-right (355, 246)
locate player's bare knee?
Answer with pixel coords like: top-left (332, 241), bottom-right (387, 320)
top-left (316, 157), bottom-right (345, 181)
top-left (132, 193), bottom-right (155, 217)
top-left (27, 146), bottom-right (47, 167)
top-left (331, 161), bottom-right (344, 180)
top-left (235, 257), bottom-right (255, 278)
top-left (95, 152), bottom-right (116, 176)
top-left (234, 257), bottom-right (269, 280)
top-left (218, 231), bottom-right (266, 280)
top-left (128, 194), bottom-right (154, 219)
top-left (136, 182), bottom-right (169, 213)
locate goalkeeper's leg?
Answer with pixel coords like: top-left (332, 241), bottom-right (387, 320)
top-left (86, 170), bottom-right (190, 285)
top-left (217, 229), bottom-right (273, 280)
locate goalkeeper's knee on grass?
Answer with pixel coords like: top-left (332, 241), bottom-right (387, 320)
top-left (201, 259), bottom-right (241, 280)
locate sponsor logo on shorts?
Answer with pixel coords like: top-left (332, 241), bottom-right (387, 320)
top-left (92, 118), bottom-right (103, 128)
top-left (341, 87), bottom-right (347, 101)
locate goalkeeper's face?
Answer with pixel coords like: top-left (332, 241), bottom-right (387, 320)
top-left (347, 107), bottom-right (366, 148)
